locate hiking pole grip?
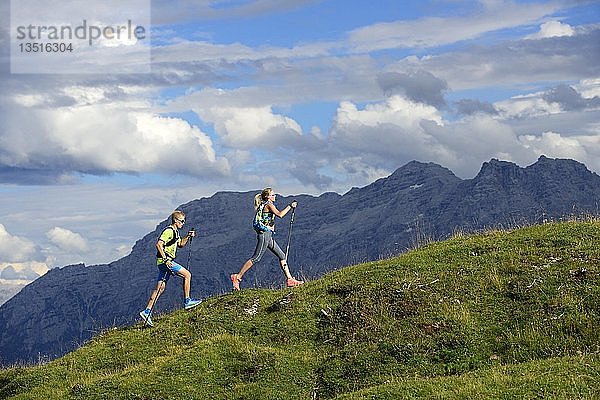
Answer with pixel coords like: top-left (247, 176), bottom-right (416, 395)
top-left (186, 228), bottom-right (195, 270)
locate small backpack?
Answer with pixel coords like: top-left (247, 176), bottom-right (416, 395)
top-left (253, 202), bottom-right (274, 233)
top-left (156, 226), bottom-right (180, 258)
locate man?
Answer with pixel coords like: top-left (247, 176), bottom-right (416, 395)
top-left (139, 210), bottom-right (202, 327)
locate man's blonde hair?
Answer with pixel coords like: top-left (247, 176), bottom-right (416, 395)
top-left (171, 210), bottom-right (185, 223)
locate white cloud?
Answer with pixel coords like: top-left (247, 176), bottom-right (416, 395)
top-left (152, 39), bottom-right (331, 64)
top-left (199, 105), bottom-right (302, 149)
top-left (495, 94), bottom-right (563, 119)
top-left (61, 86), bottom-right (114, 105)
top-left (46, 227), bottom-right (89, 253)
top-left (494, 82), bottom-right (599, 120)
top-left (334, 95), bottom-right (442, 128)
top-left (519, 131), bottom-right (599, 167)
top-left (576, 79), bottom-right (600, 99)
top-left (331, 96), bottom-right (449, 162)
top-left (527, 20), bottom-right (575, 39)
top-left (0, 224), bottom-right (37, 263)
top-left (347, 1), bottom-right (560, 52)
top-left (0, 102), bottom-right (230, 181)
top-left (12, 94), bottom-right (48, 107)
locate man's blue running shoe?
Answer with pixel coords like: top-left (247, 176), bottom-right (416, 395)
top-left (139, 310), bottom-right (153, 327)
top-left (184, 298), bottom-right (202, 310)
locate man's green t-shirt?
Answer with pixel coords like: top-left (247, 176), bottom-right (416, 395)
top-left (157, 227), bottom-right (180, 265)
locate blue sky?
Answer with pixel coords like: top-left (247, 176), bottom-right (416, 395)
top-left (0, 0), bottom-right (598, 302)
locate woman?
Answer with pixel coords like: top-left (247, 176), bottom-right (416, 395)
top-left (231, 187), bottom-right (304, 291)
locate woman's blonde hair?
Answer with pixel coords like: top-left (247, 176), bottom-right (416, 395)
top-left (254, 187), bottom-right (272, 211)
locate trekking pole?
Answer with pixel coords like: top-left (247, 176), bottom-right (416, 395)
top-left (285, 207), bottom-right (296, 261)
top-left (186, 227), bottom-right (195, 270)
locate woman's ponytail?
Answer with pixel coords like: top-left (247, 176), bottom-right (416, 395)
top-left (253, 193), bottom-right (262, 211)
top-left (254, 187), bottom-right (273, 211)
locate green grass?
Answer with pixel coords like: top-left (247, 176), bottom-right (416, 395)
top-left (1, 221), bottom-right (599, 399)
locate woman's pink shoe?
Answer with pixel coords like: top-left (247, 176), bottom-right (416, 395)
top-left (231, 274), bottom-right (241, 291)
top-left (286, 277), bottom-right (304, 287)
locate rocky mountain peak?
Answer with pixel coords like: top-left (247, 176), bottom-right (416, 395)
top-left (475, 158), bottom-right (523, 182)
top-left (390, 160), bottom-right (458, 181)
top-left (527, 155), bottom-right (596, 179)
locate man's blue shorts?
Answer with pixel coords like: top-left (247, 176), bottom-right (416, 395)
top-left (157, 261), bottom-right (183, 283)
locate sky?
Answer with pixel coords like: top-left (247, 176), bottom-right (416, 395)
top-left (0, 0), bottom-right (598, 301)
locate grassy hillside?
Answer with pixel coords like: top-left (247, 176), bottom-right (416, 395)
top-left (1, 221), bottom-right (599, 399)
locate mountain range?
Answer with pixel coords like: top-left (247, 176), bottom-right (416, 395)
top-left (1, 155), bottom-right (599, 366)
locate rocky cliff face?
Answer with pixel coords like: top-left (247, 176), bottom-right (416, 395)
top-left (1, 156), bottom-right (598, 365)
